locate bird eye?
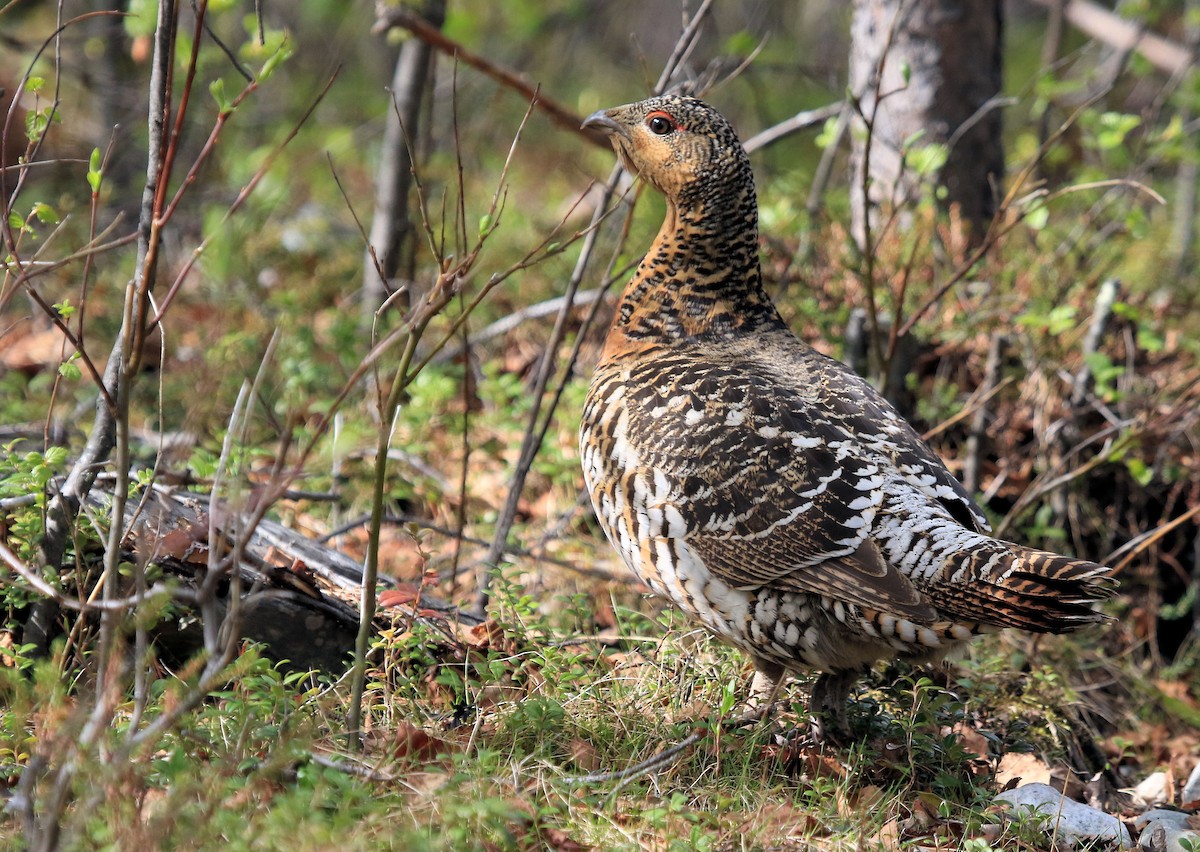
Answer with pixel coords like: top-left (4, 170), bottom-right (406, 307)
top-left (647, 114), bottom-right (674, 135)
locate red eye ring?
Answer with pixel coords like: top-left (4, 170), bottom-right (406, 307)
top-left (646, 111), bottom-right (677, 135)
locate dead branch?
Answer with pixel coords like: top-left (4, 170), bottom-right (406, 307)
top-left (1027, 0), bottom-right (1194, 77)
top-left (432, 288), bottom-right (605, 362)
top-left (561, 730), bottom-right (703, 788)
top-left (1072, 278), bottom-right (1120, 407)
top-left (742, 102), bottom-right (844, 155)
top-left (0, 539), bottom-right (183, 612)
top-left (372, 3), bottom-right (610, 149)
top-left (362, 0), bottom-right (445, 313)
top-left (962, 335), bottom-right (1006, 496)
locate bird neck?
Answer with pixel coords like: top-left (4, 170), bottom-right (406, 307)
top-left (603, 186), bottom-right (783, 354)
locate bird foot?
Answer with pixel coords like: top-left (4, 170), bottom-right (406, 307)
top-left (807, 670), bottom-right (859, 743)
top-left (724, 660), bottom-right (788, 731)
top-left (724, 704), bottom-right (778, 733)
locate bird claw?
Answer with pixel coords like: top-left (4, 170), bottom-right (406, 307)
top-left (808, 708), bottom-right (850, 745)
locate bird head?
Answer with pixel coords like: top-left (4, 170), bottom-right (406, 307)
top-left (582, 96), bottom-right (750, 210)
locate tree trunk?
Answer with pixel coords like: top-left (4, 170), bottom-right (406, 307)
top-left (361, 0), bottom-right (446, 319)
top-left (849, 0), bottom-right (1004, 247)
top-left (1171, 0), bottom-right (1199, 279)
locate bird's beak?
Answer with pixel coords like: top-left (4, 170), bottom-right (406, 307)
top-left (582, 109), bottom-right (630, 141)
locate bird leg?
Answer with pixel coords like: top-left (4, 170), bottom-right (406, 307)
top-left (729, 657), bottom-right (788, 728)
top-left (808, 669), bottom-right (860, 742)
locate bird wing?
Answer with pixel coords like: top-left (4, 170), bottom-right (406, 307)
top-left (806, 347), bottom-right (990, 535)
top-left (619, 345), bottom-right (985, 622)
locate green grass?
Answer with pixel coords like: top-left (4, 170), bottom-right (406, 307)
top-left (1, 577), bottom-right (1146, 850)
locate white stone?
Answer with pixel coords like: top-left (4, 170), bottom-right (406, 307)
top-left (1182, 759), bottom-right (1200, 807)
top-left (1131, 772), bottom-right (1172, 808)
top-left (1134, 810), bottom-right (1191, 832)
top-left (995, 783), bottom-right (1132, 848)
top-left (1135, 809), bottom-right (1200, 852)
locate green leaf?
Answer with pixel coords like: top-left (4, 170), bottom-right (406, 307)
top-left (900, 60), bottom-right (911, 86)
top-left (1124, 205), bottom-right (1149, 239)
top-left (45, 449), bottom-right (67, 476)
top-left (900, 128), bottom-right (928, 152)
top-left (87, 147), bottom-right (102, 193)
top-left (1019, 303), bottom-right (1076, 334)
top-left (1025, 203), bottom-right (1049, 231)
top-left (718, 678), bottom-right (738, 716)
top-left (1160, 691), bottom-right (1200, 729)
top-left (209, 78), bottom-right (231, 113)
top-left (58, 361), bottom-right (81, 382)
top-left (1047, 304), bottom-right (1077, 335)
top-left (1159, 113), bottom-right (1184, 143)
top-left (24, 106), bottom-right (60, 141)
top-left (32, 202), bottom-right (58, 224)
top-left (1084, 350), bottom-right (1122, 380)
top-left (478, 213), bottom-right (493, 237)
top-left (906, 143), bottom-right (948, 177)
top-left (122, 0), bottom-right (156, 38)
top-left (259, 40), bottom-right (294, 81)
top-left (723, 30), bottom-right (757, 57)
top-left (1111, 300), bottom-right (1137, 320)
top-left (815, 115), bottom-right (840, 150)
top-left (24, 77), bottom-right (45, 95)
top-left (1094, 111), bottom-right (1141, 150)
top-left (1136, 326), bottom-right (1164, 353)
top-left (1125, 457), bottom-right (1153, 487)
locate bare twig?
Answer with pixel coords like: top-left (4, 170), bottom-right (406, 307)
top-left (848, 0), bottom-right (912, 379)
top-left (362, 0), bottom-right (445, 313)
top-left (309, 751), bottom-right (404, 785)
top-left (1106, 503), bottom-right (1200, 575)
top-left (372, 3), bottom-right (611, 149)
top-left (18, 6), bottom-right (180, 840)
top-left (0, 540), bottom-right (184, 612)
top-left (652, 0), bottom-right (716, 93)
top-left (35, 5), bottom-right (185, 581)
top-left (1, 9), bottom-right (119, 237)
top-left (431, 288), bottom-right (605, 362)
top-left (994, 422), bottom-right (1134, 538)
top-left (1027, 0), bottom-right (1194, 76)
top-left (1071, 278), bottom-right (1120, 406)
top-left (742, 102), bottom-right (844, 155)
top-left (561, 730), bottom-right (702, 788)
top-left (962, 335), bottom-right (1006, 496)
top-left (347, 93), bottom-right (548, 746)
top-left (150, 68), bottom-right (341, 327)
top-left (473, 166), bottom-right (627, 617)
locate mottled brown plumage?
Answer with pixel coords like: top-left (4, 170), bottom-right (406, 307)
top-left (579, 96), bottom-right (1114, 734)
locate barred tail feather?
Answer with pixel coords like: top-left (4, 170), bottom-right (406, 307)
top-left (935, 544), bottom-right (1116, 633)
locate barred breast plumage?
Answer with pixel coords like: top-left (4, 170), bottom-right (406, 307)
top-left (578, 95), bottom-right (1114, 734)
